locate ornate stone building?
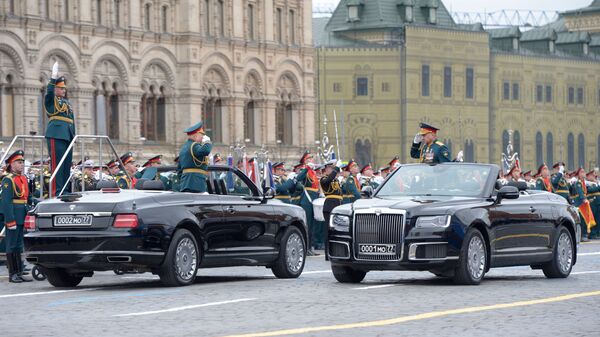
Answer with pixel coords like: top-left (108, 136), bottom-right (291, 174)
top-left (315, 0), bottom-right (600, 171)
top-left (0, 0), bottom-right (315, 162)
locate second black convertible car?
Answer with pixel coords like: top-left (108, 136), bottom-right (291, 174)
top-left (328, 163), bottom-right (579, 285)
top-left (24, 166), bottom-right (308, 287)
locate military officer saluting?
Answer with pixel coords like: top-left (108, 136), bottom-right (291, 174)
top-left (178, 122), bottom-right (213, 193)
top-left (320, 160), bottom-right (343, 225)
top-left (1, 151), bottom-right (33, 283)
top-left (551, 162), bottom-right (571, 203)
top-left (45, 62), bottom-right (76, 196)
top-left (411, 123), bottom-right (451, 164)
top-left (115, 153), bottom-right (138, 189)
top-left (272, 162), bottom-right (296, 203)
top-left (535, 164), bottom-right (554, 192)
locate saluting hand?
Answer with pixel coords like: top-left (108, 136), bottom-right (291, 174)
top-left (413, 133), bottom-right (423, 144)
top-left (201, 135), bottom-right (211, 144)
top-left (51, 61), bottom-right (59, 79)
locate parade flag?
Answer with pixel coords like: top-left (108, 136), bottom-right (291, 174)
top-left (265, 161), bottom-right (274, 190)
top-left (242, 153), bottom-right (248, 176)
top-left (252, 159), bottom-right (260, 186)
top-left (331, 152), bottom-right (336, 160)
top-left (579, 202), bottom-right (597, 232)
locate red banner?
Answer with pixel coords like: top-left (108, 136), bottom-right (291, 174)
top-left (579, 202), bottom-right (597, 232)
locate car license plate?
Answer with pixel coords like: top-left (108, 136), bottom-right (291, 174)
top-left (53, 215), bottom-right (93, 226)
top-left (358, 244), bottom-right (396, 255)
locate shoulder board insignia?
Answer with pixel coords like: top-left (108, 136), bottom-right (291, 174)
top-left (3, 183), bottom-right (8, 188)
top-left (435, 141), bottom-right (444, 146)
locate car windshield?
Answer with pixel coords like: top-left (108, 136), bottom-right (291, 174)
top-left (376, 164), bottom-right (491, 198)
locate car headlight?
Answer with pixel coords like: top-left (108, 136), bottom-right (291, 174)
top-left (415, 215), bottom-right (451, 228)
top-left (330, 214), bottom-right (350, 232)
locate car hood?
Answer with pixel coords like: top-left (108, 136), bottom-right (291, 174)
top-left (334, 195), bottom-right (489, 216)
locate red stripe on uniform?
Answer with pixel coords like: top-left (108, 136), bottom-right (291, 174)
top-left (50, 138), bottom-right (56, 195)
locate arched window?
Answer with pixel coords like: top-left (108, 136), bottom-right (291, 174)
top-left (578, 133), bottom-right (585, 168)
top-left (535, 132), bottom-right (543, 167)
top-left (144, 3), bottom-right (151, 30)
top-left (205, 0), bottom-right (211, 36)
top-left (218, 0), bottom-right (225, 36)
top-left (113, 0), bottom-right (121, 27)
top-left (354, 139), bottom-right (372, 167)
top-left (568, 133), bottom-right (575, 170)
top-left (161, 6), bottom-right (168, 33)
top-left (203, 98), bottom-right (222, 143)
top-left (276, 103), bottom-right (293, 145)
top-left (464, 139), bottom-right (475, 162)
top-left (1, 74), bottom-right (16, 137)
top-left (244, 101), bottom-right (255, 144)
top-left (546, 132), bottom-right (553, 165)
top-left (513, 130), bottom-right (521, 160)
top-left (502, 130), bottom-right (509, 155)
top-left (248, 4), bottom-right (254, 40)
top-left (140, 86), bottom-right (166, 142)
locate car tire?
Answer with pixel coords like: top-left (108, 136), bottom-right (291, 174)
top-left (45, 268), bottom-right (84, 287)
top-left (332, 266), bottom-right (367, 283)
top-left (542, 226), bottom-right (574, 279)
top-left (271, 226), bottom-right (306, 278)
top-left (159, 229), bottom-right (200, 287)
top-left (453, 228), bottom-right (487, 285)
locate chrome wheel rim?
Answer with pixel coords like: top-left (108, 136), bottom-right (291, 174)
top-left (175, 237), bottom-right (197, 281)
top-left (467, 235), bottom-right (485, 280)
top-left (557, 232), bottom-right (573, 274)
top-left (286, 233), bottom-right (305, 273)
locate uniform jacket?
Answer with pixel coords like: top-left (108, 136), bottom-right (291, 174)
top-left (410, 140), bottom-right (451, 164)
top-left (44, 78), bottom-right (76, 141)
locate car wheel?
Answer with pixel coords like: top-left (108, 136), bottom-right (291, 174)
top-left (453, 228), bottom-right (487, 285)
top-left (159, 229), bottom-right (200, 287)
top-left (542, 226), bottom-right (574, 278)
top-left (32, 266), bottom-right (47, 281)
top-left (271, 226), bottom-right (306, 278)
top-left (45, 268), bottom-right (84, 287)
top-left (332, 266), bottom-right (367, 283)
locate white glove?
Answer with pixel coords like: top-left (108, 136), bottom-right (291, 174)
top-left (559, 165), bottom-right (565, 174)
top-left (51, 61), bottom-right (59, 79)
top-left (335, 160), bottom-right (343, 169)
top-left (456, 150), bottom-right (464, 162)
top-left (413, 133), bottom-right (423, 144)
top-left (201, 135), bottom-right (211, 144)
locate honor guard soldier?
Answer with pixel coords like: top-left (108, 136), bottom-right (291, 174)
top-left (136, 155), bottom-right (162, 179)
top-left (410, 123), bottom-right (451, 164)
top-left (178, 122), bottom-right (212, 193)
top-left (74, 160), bottom-right (98, 192)
top-left (523, 170), bottom-right (536, 189)
top-left (389, 157), bottom-right (401, 172)
top-left (45, 62), bottom-right (76, 196)
top-left (115, 153), bottom-right (137, 189)
top-left (320, 160), bottom-right (343, 226)
top-left (551, 162), bottom-right (571, 203)
top-left (1, 151), bottom-right (33, 283)
top-left (342, 159), bottom-right (362, 204)
top-left (535, 164), bottom-right (554, 192)
top-left (272, 162), bottom-right (296, 203)
top-left (290, 163), bottom-right (305, 205)
top-left (139, 155), bottom-right (170, 190)
top-left (295, 152), bottom-right (320, 255)
top-left (106, 160), bottom-right (120, 177)
top-left (572, 167), bottom-right (600, 241)
top-left (360, 164), bottom-right (379, 189)
top-left (586, 170), bottom-right (600, 239)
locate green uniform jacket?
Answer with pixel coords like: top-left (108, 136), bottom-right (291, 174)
top-left (571, 180), bottom-right (600, 207)
top-left (535, 178), bottom-right (554, 192)
top-left (343, 175), bottom-right (361, 204)
top-left (1, 174), bottom-right (32, 225)
top-left (274, 176), bottom-right (296, 203)
top-left (410, 140), bottom-right (451, 164)
top-left (115, 171), bottom-right (133, 189)
top-left (177, 140), bottom-right (212, 193)
top-left (551, 172), bottom-right (571, 203)
top-left (44, 78), bottom-right (76, 141)
top-left (296, 168), bottom-right (320, 205)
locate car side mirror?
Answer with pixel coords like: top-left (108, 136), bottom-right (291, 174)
top-left (361, 186), bottom-right (374, 198)
top-left (263, 188), bottom-right (275, 199)
top-left (497, 186), bottom-right (519, 202)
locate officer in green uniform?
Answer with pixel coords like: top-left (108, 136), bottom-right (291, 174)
top-left (534, 164), bottom-right (554, 192)
top-left (360, 164), bottom-right (379, 189)
top-left (169, 156), bottom-right (181, 192)
top-left (342, 160), bottom-right (362, 204)
top-left (410, 123), bottom-right (451, 164)
top-left (1, 151), bottom-right (33, 283)
top-left (115, 153), bottom-right (137, 189)
top-left (272, 162), bottom-right (296, 204)
top-left (289, 163), bottom-right (305, 205)
top-left (551, 162), bottom-right (571, 203)
top-left (585, 170), bottom-right (600, 239)
top-left (295, 152), bottom-right (321, 255)
top-left (321, 160), bottom-right (343, 224)
top-left (45, 62), bottom-right (76, 196)
top-left (572, 168), bottom-right (600, 241)
top-left (139, 155), bottom-right (171, 190)
top-left (178, 122), bottom-right (213, 193)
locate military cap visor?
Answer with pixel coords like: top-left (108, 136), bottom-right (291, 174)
top-left (55, 76), bottom-right (67, 88)
top-left (5, 150), bottom-right (25, 165)
top-left (273, 162), bottom-right (285, 169)
top-left (552, 162), bottom-right (566, 169)
top-left (361, 164), bottom-right (373, 173)
top-left (143, 155), bottom-right (162, 168)
top-left (185, 122), bottom-right (205, 135)
top-left (120, 152), bottom-right (135, 165)
top-left (418, 122), bottom-right (439, 135)
top-left (535, 164), bottom-right (547, 177)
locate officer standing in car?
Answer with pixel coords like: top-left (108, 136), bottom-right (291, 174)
top-left (410, 123), bottom-right (451, 164)
top-left (45, 62), bottom-right (76, 196)
top-left (1, 150), bottom-right (33, 283)
top-left (115, 153), bottom-right (137, 189)
top-left (178, 122), bottom-right (213, 193)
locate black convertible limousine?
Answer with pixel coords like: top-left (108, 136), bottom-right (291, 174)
top-left (328, 163), bottom-right (580, 285)
top-left (24, 166), bottom-right (308, 287)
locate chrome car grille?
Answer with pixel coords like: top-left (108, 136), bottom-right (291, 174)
top-left (353, 212), bottom-right (404, 261)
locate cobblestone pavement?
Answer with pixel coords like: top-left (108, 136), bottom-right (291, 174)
top-left (1, 242), bottom-right (600, 337)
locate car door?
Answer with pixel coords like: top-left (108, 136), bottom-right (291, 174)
top-left (210, 168), bottom-right (278, 263)
top-left (489, 192), bottom-right (546, 266)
